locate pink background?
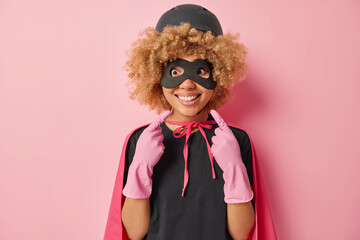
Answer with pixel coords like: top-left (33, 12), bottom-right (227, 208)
top-left (1, 0), bottom-right (359, 239)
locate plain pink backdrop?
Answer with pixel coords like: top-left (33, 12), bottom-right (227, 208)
top-left (1, 0), bottom-right (359, 239)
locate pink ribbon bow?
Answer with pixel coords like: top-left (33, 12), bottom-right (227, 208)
top-left (165, 120), bottom-right (217, 196)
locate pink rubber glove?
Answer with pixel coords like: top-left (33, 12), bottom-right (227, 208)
top-left (122, 111), bottom-right (171, 199)
top-left (210, 110), bottom-right (254, 203)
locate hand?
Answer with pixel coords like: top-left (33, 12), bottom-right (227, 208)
top-left (210, 110), bottom-right (253, 203)
top-left (123, 111), bottom-right (171, 199)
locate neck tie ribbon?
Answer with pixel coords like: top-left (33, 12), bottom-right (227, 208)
top-left (165, 120), bottom-right (217, 196)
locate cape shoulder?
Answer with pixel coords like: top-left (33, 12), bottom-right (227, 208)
top-left (227, 123), bottom-right (277, 240)
top-left (104, 124), bottom-right (149, 240)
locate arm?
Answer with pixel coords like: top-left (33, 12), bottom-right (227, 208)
top-left (122, 198), bottom-right (150, 240)
top-left (227, 201), bottom-right (255, 240)
top-left (121, 111), bottom-right (170, 239)
top-left (210, 110), bottom-right (255, 239)
top-left (227, 125), bottom-right (255, 239)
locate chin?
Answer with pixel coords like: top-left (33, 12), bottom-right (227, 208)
top-left (177, 107), bottom-right (208, 119)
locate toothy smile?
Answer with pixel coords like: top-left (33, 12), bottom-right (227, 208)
top-left (176, 94), bottom-right (200, 102)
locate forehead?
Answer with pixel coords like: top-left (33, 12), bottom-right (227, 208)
top-left (166, 54), bottom-right (213, 67)
top-left (166, 58), bottom-right (213, 70)
top-left (175, 54), bottom-right (200, 62)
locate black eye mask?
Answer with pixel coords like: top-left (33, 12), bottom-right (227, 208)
top-left (161, 58), bottom-right (216, 90)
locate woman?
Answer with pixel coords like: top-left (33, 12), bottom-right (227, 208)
top-left (104, 4), bottom-right (276, 240)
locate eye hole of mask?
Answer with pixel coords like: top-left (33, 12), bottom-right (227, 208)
top-left (169, 66), bottom-right (210, 79)
top-left (170, 66), bottom-right (184, 77)
top-left (196, 67), bottom-right (210, 79)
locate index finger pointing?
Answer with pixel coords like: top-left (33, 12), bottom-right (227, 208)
top-left (148, 110), bottom-right (172, 130)
top-left (210, 110), bottom-right (231, 132)
top-left (158, 110), bottom-right (172, 123)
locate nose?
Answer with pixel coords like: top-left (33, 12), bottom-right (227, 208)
top-left (179, 79), bottom-right (196, 89)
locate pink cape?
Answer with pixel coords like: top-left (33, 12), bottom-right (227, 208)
top-left (104, 124), bottom-right (277, 240)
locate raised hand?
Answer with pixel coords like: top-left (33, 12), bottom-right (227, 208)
top-left (210, 110), bottom-right (253, 203)
top-left (123, 111), bottom-right (171, 199)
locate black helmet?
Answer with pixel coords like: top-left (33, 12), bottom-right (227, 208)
top-left (155, 4), bottom-right (223, 36)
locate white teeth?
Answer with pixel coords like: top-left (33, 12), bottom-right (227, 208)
top-left (177, 95), bottom-right (198, 101)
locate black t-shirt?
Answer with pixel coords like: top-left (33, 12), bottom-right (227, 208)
top-left (123, 116), bottom-right (253, 240)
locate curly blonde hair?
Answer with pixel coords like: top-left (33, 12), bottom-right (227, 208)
top-left (126, 23), bottom-right (247, 113)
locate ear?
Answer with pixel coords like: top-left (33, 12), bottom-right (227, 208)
top-left (210, 84), bottom-right (219, 101)
top-left (206, 85), bottom-right (229, 111)
top-left (159, 87), bottom-right (172, 110)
